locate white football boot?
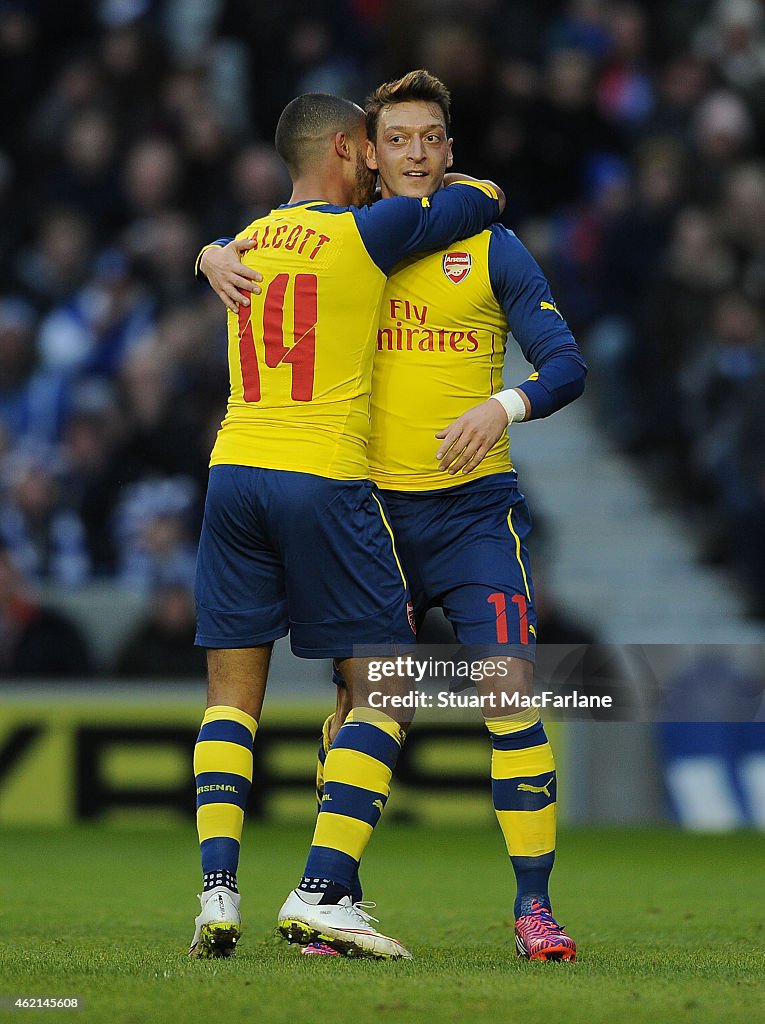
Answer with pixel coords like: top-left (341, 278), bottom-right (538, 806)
top-left (277, 889), bottom-right (412, 960)
top-left (188, 887), bottom-right (241, 958)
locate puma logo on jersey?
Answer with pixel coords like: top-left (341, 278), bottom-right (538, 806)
top-left (540, 300), bottom-right (563, 319)
top-left (517, 777), bottom-right (554, 797)
top-left (372, 799), bottom-right (385, 813)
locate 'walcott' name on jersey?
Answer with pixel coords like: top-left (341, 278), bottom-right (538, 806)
top-left (247, 221), bottom-right (332, 261)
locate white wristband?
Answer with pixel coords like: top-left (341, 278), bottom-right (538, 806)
top-left (490, 388), bottom-right (527, 424)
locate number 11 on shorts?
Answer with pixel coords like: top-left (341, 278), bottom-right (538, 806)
top-left (487, 592), bottom-right (529, 644)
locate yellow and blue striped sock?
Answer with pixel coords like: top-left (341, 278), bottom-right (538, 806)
top-left (194, 704), bottom-right (257, 891)
top-left (301, 708), bottom-right (403, 896)
top-left (485, 710), bottom-right (557, 918)
top-left (315, 712), bottom-right (364, 903)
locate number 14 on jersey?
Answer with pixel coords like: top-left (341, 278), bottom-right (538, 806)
top-left (238, 273), bottom-right (318, 402)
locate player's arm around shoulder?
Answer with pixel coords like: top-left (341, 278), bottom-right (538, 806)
top-left (442, 172), bottom-right (505, 210)
top-left (355, 175), bottom-right (505, 275)
top-left (196, 236), bottom-right (263, 312)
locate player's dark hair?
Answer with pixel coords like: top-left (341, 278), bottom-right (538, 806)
top-left (366, 69), bottom-right (451, 143)
top-left (275, 93), bottom-right (364, 174)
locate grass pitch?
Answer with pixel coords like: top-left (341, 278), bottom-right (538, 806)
top-left (1, 823), bottom-right (762, 1024)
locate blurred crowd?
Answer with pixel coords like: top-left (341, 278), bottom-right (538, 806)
top-left (2, 0), bottom-right (765, 676)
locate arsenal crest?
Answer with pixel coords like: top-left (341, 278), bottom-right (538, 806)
top-left (442, 251), bottom-right (472, 284)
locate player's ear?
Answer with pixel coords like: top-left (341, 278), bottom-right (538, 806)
top-left (446, 138), bottom-right (454, 169)
top-left (366, 138), bottom-right (379, 172)
top-left (334, 131), bottom-right (352, 161)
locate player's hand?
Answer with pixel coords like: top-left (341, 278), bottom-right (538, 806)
top-left (200, 239), bottom-right (263, 312)
top-left (443, 172), bottom-right (506, 214)
top-left (435, 398), bottom-right (510, 475)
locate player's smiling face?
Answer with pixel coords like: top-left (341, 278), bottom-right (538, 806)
top-left (367, 100), bottom-right (453, 200)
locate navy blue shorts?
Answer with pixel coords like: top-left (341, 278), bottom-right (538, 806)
top-left (380, 473), bottom-right (536, 662)
top-left (195, 466), bottom-right (415, 658)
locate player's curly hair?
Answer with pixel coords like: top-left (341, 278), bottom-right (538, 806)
top-left (366, 69), bottom-right (451, 143)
